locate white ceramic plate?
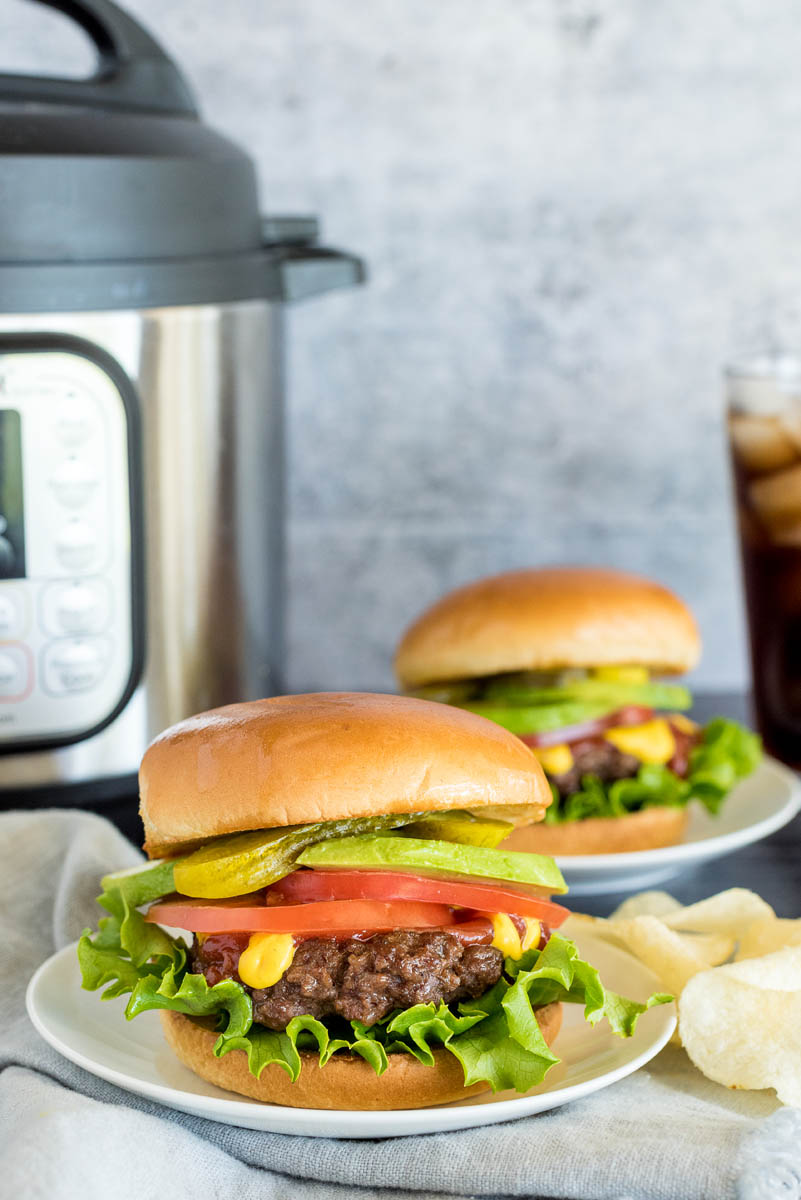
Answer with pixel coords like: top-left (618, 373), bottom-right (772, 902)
top-left (556, 756), bottom-right (801, 896)
top-left (26, 922), bottom-right (674, 1138)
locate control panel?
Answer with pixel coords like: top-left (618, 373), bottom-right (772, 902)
top-left (0, 344), bottom-right (138, 748)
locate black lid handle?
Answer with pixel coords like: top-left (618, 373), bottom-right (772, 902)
top-left (0, 0), bottom-right (197, 116)
top-left (261, 218), bottom-right (366, 301)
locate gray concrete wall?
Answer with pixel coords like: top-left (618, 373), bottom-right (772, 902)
top-left (9, 0), bottom-right (801, 692)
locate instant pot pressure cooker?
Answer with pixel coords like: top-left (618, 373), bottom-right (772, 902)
top-left (0, 0), bottom-right (363, 797)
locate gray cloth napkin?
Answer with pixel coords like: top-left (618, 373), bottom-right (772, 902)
top-left (2, 808), bottom-right (799, 1200)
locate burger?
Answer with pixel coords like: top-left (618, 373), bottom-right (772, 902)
top-left (394, 568), bottom-right (762, 856)
top-left (78, 692), bottom-right (667, 1110)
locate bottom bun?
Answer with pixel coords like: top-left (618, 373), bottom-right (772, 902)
top-left (504, 805), bottom-right (689, 856)
top-left (160, 1001), bottom-right (563, 1110)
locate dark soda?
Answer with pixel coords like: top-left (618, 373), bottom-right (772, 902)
top-left (729, 407), bottom-right (801, 767)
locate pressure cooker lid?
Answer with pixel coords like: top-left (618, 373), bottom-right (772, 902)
top-left (0, 105), bottom-right (263, 264)
top-left (0, 0), bottom-right (363, 310)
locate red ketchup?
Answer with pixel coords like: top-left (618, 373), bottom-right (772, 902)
top-left (191, 931), bottom-right (251, 986)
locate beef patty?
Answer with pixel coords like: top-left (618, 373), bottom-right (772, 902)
top-left (189, 929), bottom-right (504, 1030)
top-left (550, 737), bottom-right (640, 797)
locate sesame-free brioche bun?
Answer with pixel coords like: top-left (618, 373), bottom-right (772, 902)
top-left (503, 805), bottom-right (689, 856)
top-left (140, 692), bottom-right (552, 857)
top-left (395, 566), bottom-right (701, 689)
top-left (160, 1002), bottom-right (562, 1109)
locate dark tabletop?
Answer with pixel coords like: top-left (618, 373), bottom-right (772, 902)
top-left (11, 692), bottom-right (800, 918)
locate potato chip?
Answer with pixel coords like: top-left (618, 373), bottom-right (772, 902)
top-left (563, 911), bottom-right (602, 926)
top-left (679, 947), bottom-right (801, 1107)
top-left (681, 931), bottom-right (737, 966)
top-left (662, 889), bottom-right (775, 935)
top-left (566, 912), bottom-right (632, 955)
top-left (610, 891), bottom-right (682, 920)
top-left (565, 911), bottom-right (611, 932)
top-left (610, 916), bottom-right (714, 994)
top-left (597, 886), bottom-right (801, 1099)
top-left (735, 917), bottom-right (801, 961)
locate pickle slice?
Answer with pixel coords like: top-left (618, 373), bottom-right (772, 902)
top-left (172, 812), bottom-right (421, 899)
top-left (401, 810), bottom-right (513, 848)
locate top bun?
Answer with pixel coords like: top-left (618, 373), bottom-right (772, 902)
top-left (394, 566), bottom-right (701, 688)
top-left (140, 692), bottom-right (551, 857)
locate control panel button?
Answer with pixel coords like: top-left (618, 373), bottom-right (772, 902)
top-left (41, 579), bottom-right (110, 636)
top-left (42, 638), bottom-right (108, 694)
top-left (50, 457), bottom-right (98, 508)
top-left (56, 395), bottom-right (95, 447)
top-left (0, 645), bottom-right (31, 698)
top-left (0, 589), bottom-right (25, 639)
top-left (56, 519), bottom-right (98, 571)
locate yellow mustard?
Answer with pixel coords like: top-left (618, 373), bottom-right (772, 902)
top-left (520, 918), bottom-right (541, 952)
top-left (490, 913), bottom-right (521, 957)
top-left (490, 914), bottom-right (541, 958)
top-left (237, 932), bottom-right (296, 989)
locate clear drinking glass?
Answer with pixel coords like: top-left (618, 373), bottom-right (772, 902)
top-left (727, 355), bottom-right (801, 767)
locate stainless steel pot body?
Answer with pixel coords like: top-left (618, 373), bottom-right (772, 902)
top-left (0, 300), bottom-right (284, 790)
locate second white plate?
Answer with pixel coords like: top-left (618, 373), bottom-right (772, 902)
top-left (556, 756), bottom-right (801, 895)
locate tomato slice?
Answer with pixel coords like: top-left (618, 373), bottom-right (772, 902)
top-left (145, 896), bottom-right (458, 936)
top-left (441, 918), bottom-right (494, 945)
top-left (267, 869), bottom-right (570, 927)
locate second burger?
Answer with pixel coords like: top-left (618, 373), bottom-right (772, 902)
top-left (394, 567), bottom-right (761, 855)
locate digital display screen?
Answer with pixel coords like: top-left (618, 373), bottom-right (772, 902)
top-left (0, 410), bottom-right (25, 579)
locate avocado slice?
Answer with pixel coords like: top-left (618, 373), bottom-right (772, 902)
top-left (462, 699), bottom-right (614, 735)
top-left (297, 835), bottom-right (568, 894)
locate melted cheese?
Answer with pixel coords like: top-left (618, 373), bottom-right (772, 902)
top-left (238, 932), bottom-right (296, 989)
top-left (490, 914), bottom-right (541, 958)
top-left (532, 743), bottom-right (574, 775)
top-left (604, 717), bottom-right (676, 764)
